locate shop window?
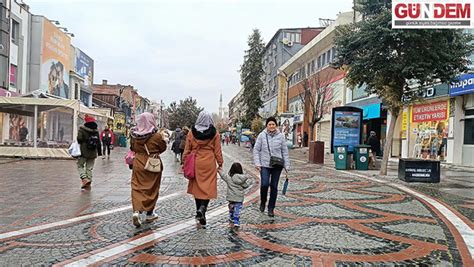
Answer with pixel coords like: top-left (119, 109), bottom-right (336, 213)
top-left (9, 64), bottom-right (17, 87)
top-left (464, 116), bottom-right (474, 145)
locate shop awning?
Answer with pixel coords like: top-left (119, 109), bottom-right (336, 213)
top-left (0, 96), bottom-right (77, 116)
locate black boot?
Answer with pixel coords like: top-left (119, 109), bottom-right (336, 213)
top-left (268, 209), bottom-right (274, 217)
top-left (197, 205), bottom-right (207, 225)
top-left (259, 202), bottom-right (265, 213)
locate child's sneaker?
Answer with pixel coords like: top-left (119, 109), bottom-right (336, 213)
top-left (132, 212), bottom-right (142, 227)
top-left (234, 222), bottom-right (240, 228)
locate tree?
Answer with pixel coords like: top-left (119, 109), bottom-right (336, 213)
top-left (333, 1), bottom-right (473, 175)
top-left (240, 29), bottom-right (265, 126)
top-left (167, 97), bottom-right (203, 130)
top-left (251, 117), bottom-right (264, 134)
top-left (298, 71), bottom-right (335, 142)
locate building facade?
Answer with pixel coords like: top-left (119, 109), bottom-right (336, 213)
top-left (278, 12), bottom-right (352, 150)
top-left (260, 27), bottom-right (323, 118)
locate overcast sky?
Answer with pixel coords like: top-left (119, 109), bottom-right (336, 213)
top-left (27, 0), bottom-right (353, 113)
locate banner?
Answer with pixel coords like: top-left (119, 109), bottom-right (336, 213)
top-left (412, 101), bottom-right (448, 123)
top-left (75, 48), bottom-right (94, 87)
top-left (113, 113), bottom-right (126, 133)
top-left (40, 20), bottom-right (71, 99)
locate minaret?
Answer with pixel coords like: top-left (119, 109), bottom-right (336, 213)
top-left (219, 92), bottom-right (223, 119)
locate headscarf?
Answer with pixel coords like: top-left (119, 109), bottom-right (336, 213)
top-left (133, 112), bottom-right (156, 135)
top-left (194, 111), bottom-right (214, 133)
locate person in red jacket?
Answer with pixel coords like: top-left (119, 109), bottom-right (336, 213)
top-left (100, 125), bottom-right (115, 159)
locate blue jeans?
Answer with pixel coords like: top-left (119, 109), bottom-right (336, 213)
top-left (228, 202), bottom-right (243, 225)
top-left (260, 167), bottom-right (283, 211)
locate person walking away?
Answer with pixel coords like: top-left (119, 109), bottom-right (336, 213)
top-left (367, 131), bottom-right (380, 169)
top-left (179, 127), bottom-right (189, 164)
top-left (19, 124), bottom-right (28, 142)
top-left (130, 112), bottom-right (167, 227)
top-left (172, 128), bottom-right (183, 162)
top-left (297, 133), bottom-right (302, 148)
top-left (183, 111), bottom-right (223, 226)
top-left (225, 135), bottom-right (230, 146)
top-left (221, 133), bottom-right (225, 146)
top-left (253, 117), bottom-right (290, 217)
top-left (77, 115), bottom-right (102, 189)
top-left (218, 162), bottom-right (253, 228)
top-left (100, 125), bottom-right (115, 159)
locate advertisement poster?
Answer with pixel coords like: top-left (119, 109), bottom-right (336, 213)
top-left (280, 116), bottom-right (294, 145)
top-left (9, 114), bottom-right (26, 141)
top-left (410, 101), bottom-right (449, 160)
top-left (75, 48), bottom-right (94, 87)
top-left (332, 110), bottom-right (362, 153)
top-left (114, 113), bottom-right (126, 133)
top-left (40, 20), bottom-right (71, 99)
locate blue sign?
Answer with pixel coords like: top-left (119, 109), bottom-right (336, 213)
top-left (75, 48), bottom-right (94, 87)
top-left (450, 73), bottom-right (474, 96)
top-left (332, 109), bottom-right (362, 153)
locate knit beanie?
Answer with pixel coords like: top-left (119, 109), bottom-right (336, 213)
top-left (265, 117), bottom-right (277, 126)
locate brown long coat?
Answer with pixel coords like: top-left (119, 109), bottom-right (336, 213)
top-left (183, 131), bottom-right (223, 199)
top-left (130, 132), bottom-right (167, 212)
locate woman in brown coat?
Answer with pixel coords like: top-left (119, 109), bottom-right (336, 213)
top-left (130, 112), bottom-right (167, 227)
top-left (183, 111), bottom-right (223, 226)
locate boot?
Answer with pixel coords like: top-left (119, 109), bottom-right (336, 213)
top-left (259, 202), bottom-right (265, 213)
top-left (196, 205), bottom-right (207, 226)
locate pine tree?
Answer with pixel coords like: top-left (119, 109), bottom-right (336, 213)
top-left (240, 29), bottom-right (265, 127)
top-left (333, 0), bottom-right (473, 175)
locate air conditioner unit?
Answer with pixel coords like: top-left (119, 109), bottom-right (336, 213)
top-left (287, 41), bottom-right (294, 47)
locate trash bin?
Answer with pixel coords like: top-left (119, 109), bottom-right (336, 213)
top-left (354, 145), bottom-right (370, 170)
top-left (119, 135), bottom-right (127, 147)
top-left (334, 145), bottom-right (349, 170)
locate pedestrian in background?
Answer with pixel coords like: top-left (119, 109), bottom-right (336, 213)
top-left (130, 112), bottom-right (167, 227)
top-left (77, 115), bottom-right (102, 189)
top-left (253, 117), bottom-right (290, 217)
top-left (303, 132), bottom-right (308, 147)
top-left (100, 125), bottom-right (115, 159)
top-left (218, 162), bottom-right (253, 228)
top-left (183, 111), bottom-right (223, 226)
top-left (297, 133), bottom-right (302, 148)
top-left (367, 131), bottom-right (380, 169)
top-left (179, 127), bottom-right (189, 164)
top-left (172, 128), bottom-right (183, 162)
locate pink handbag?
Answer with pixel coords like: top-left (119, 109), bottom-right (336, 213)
top-left (125, 150), bottom-right (135, 165)
top-left (183, 151), bottom-right (196, 180)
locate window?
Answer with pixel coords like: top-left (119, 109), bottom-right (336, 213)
top-left (295, 33), bottom-right (301, 43)
top-left (327, 49), bottom-right (332, 63)
top-left (332, 47), bottom-right (337, 60)
top-left (322, 52), bottom-right (326, 66)
top-left (311, 60), bottom-right (315, 73)
top-left (317, 56), bottom-right (321, 69)
top-left (9, 64), bottom-right (17, 87)
top-left (75, 83), bottom-right (79, 100)
top-left (464, 117), bottom-right (474, 145)
top-left (11, 19), bottom-right (19, 44)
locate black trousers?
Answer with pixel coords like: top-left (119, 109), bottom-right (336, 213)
top-left (102, 142), bottom-right (111, 156)
top-left (195, 198), bottom-right (210, 211)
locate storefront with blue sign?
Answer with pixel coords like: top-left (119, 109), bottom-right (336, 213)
top-left (346, 97), bottom-right (387, 156)
top-left (449, 74), bottom-right (474, 166)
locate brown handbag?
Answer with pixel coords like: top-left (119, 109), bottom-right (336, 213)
top-left (144, 144), bottom-right (162, 173)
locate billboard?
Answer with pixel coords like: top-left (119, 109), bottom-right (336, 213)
top-left (331, 107), bottom-right (363, 153)
top-left (75, 48), bottom-right (94, 87)
top-left (40, 20), bottom-right (71, 99)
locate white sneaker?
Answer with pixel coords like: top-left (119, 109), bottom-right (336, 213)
top-left (132, 212), bottom-right (142, 227)
top-left (145, 212), bottom-right (159, 223)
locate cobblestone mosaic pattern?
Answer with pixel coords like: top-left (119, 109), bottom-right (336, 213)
top-left (0, 145), bottom-right (472, 266)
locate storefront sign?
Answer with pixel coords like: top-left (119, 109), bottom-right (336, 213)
top-left (412, 101), bottom-right (448, 122)
top-left (0, 88), bottom-right (20, 97)
top-left (402, 83), bottom-right (449, 103)
top-left (331, 107), bottom-right (363, 153)
top-left (450, 73), bottom-right (474, 96)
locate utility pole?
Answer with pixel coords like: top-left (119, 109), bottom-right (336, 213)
top-left (160, 100), bottom-right (164, 128)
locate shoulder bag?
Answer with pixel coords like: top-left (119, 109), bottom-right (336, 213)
top-left (183, 144), bottom-right (200, 180)
top-left (144, 143), bottom-right (162, 173)
top-left (266, 133), bottom-right (284, 168)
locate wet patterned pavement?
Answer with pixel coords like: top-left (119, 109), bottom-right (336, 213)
top-left (0, 145), bottom-right (472, 266)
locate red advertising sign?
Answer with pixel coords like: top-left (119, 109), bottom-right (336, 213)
top-left (412, 101), bottom-right (448, 122)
